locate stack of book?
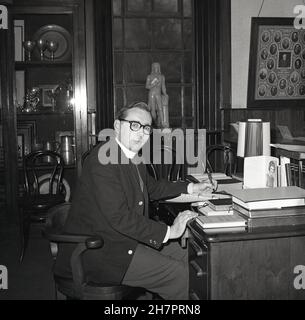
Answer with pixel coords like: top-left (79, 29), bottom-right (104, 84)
top-left (230, 186), bottom-right (305, 228)
top-left (195, 197), bottom-right (247, 230)
top-left (197, 198), bottom-right (233, 216)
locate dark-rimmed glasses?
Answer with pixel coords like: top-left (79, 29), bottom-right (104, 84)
top-left (119, 119), bottom-right (152, 135)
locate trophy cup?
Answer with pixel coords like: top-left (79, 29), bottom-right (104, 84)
top-left (23, 40), bottom-right (36, 61)
top-left (36, 39), bottom-right (48, 61)
top-left (46, 41), bottom-right (59, 61)
top-left (23, 87), bottom-right (40, 112)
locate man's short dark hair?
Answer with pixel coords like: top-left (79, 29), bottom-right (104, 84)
top-left (115, 102), bottom-right (151, 120)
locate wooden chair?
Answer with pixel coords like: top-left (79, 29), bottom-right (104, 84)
top-left (19, 150), bottom-right (66, 262)
top-left (148, 145), bottom-right (183, 181)
top-left (147, 145), bottom-right (184, 224)
top-left (43, 202), bottom-right (145, 300)
top-left (206, 144), bottom-right (237, 176)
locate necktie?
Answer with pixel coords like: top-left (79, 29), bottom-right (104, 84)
top-left (135, 165), bottom-right (144, 192)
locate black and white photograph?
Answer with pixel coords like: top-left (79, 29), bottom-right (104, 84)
top-left (1, 0), bottom-right (305, 305)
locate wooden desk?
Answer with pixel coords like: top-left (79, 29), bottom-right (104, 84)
top-left (188, 220), bottom-right (305, 300)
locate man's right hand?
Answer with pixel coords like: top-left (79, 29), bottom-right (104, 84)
top-left (169, 210), bottom-right (198, 240)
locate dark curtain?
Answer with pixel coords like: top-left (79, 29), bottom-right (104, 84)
top-left (194, 0), bottom-right (231, 145)
top-left (94, 0), bottom-right (114, 131)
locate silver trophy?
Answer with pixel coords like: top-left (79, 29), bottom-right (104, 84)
top-left (47, 41), bottom-right (59, 61)
top-left (36, 39), bottom-right (48, 61)
top-left (23, 40), bottom-right (36, 61)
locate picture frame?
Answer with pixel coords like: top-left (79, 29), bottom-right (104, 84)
top-left (39, 84), bottom-right (58, 108)
top-left (247, 17), bottom-right (305, 108)
top-left (17, 120), bottom-right (36, 157)
top-left (14, 20), bottom-right (24, 61)
top-left (15, 70), bottom-right (25, 109)
top-left (17, 134), bottom-right (25, 160)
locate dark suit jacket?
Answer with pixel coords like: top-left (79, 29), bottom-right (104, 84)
top-left (55, 142), bottom-right (188, 284)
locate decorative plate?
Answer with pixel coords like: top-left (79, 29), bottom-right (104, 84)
top-left (37, 174), bottom-right (71, 202)
top-left (33, 24), bottom-right (72, 61)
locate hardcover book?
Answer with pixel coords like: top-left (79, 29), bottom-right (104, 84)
top-left (232, 202), bottom-right (305, 218)
top-left (207, 198), bottom-right (232, 211)
top-left (230, 186), bottom-right (305, 210)
top-left (240, 213), bottom-right (305, 229)
top-left (198, 204), bottom-right (233, 216)
top-left (195, 212), bottom-right (247, 229)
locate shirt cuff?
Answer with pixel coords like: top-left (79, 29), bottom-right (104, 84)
top-left (163, 226), bottom-right (171, 243)
top-left (187, 182), bottom-right (194, 194)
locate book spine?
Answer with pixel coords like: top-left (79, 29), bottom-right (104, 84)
top-left (247, 214), bottom-right (305, 229)
top-left (233, 203), bottom-right (305, 218)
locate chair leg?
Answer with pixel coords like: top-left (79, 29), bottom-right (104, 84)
top-left (19, 208), bottom-right (31, 262)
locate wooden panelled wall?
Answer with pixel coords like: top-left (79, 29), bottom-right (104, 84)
top-left (223, 108), bottom-right (305, 144)
top-left (94, 0), bottom-right (232, 148)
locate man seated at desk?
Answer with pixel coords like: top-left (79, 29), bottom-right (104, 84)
top-left (55, 102), bottom-right (214, 300)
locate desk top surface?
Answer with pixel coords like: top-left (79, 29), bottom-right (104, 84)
top-left (188, 218), bottom-right (305, 243)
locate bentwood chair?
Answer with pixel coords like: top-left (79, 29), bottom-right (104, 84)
top-left (206, 144), bottom-right (237, 176)
top-left (147, 145), bottom-right (184, 224)
top-left (43, 202), bottom-right (145, 300)
top-left (19, 150), bottom-right (66, 262)
top-left (148, 145), bottom-right (183, 181)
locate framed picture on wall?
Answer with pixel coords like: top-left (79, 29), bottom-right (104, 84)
top-left (39, 84), bottom-right (58, 108)
top-left (247, 17), bottom-right (305, 108)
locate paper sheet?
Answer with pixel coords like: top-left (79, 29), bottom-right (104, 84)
top-left (166, 193), bottom-right (230, 203)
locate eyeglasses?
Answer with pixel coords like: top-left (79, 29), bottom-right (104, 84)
top-left (119, 119), bottom-right (153, 135)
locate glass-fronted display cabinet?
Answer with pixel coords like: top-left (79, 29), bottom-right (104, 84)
top-left (0, 0), bottom-right (93, 222)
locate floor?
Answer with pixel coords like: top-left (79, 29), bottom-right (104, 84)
top-left (0, 216), bottom-right (55, 300)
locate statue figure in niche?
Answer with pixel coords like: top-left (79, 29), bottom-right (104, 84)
top-left (146, 62), bottom-right (169, 128)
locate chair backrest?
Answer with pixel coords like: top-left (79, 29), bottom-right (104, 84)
top-left (149, 145), bottom-right (183, 181)
top-left (23, 150), bottom-right (65, 196)
top-left (206, 144), bottom-right (237, 176)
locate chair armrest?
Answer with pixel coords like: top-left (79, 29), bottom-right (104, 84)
top-left (42, 229), bottom-right (104, 249)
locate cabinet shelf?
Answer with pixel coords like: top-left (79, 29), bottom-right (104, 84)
top-left (17, 111), bottom-right (73, 116)
top-left (17, 162), bottom-right (76, 170)
top-left (15, 61), bottom-right (72, 69)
